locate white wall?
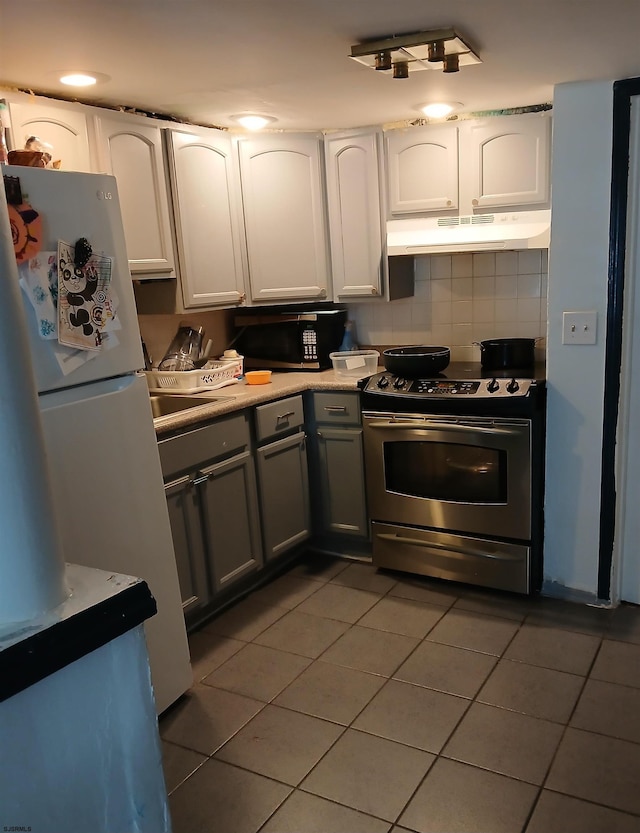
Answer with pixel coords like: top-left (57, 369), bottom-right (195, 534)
top-left (544, 80), bottom-right (614, 597)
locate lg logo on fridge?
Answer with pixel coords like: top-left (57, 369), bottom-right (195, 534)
top-left (96, 190), bottom-right (113, 200)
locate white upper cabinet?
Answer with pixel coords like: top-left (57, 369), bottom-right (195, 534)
top-left (238, 134), bottom-right (330, 303)
top-left (165, 127), bottom-right (246, 308)
top-left (465, 113), bottom-right (551, 209)
top-left (386, 124), bottom-right (459, 214)
top-left (325, 128), bottom-right (385, 299)
top-left (386, 113), bottom-right (551, 217)
top-left (6, 94), bottom-right (93, 172)
top-left (91, 111), bottom-right (175, 278)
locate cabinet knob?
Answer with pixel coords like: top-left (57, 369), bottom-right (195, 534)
top-left (371, 287), bottom-right (378, 295)
top-left (446, 200), bottom-right (452, 207)
top-left (319, 289), bottom-right (327, 298)
top-left (472, 199), bottom-right (479, 206)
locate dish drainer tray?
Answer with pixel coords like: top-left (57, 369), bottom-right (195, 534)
top-left (144, 363), bottom-right (238, 394)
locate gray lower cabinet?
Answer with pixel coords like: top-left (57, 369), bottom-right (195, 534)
top-left (164, 475), bottom-right (210, 620)
top-left (199, 450), bottom-right (262, 591)
top-left (316, 426), bottom-right (368, 537)
top-left (158, 413), bottom-right (263, 629)
top-left (256, 431), bottom-right (311, 560)
top-left (254, 395), bottom-right (311, 560)
top-left (308, 391), bottom-right (369, 541)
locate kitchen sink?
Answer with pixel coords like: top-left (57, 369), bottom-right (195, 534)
top-left (149, 394), bottom-right (232, 419)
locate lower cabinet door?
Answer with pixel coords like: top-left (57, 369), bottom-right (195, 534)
top-left (316, 427), bottom-right (369, 538)
top-left (200, 450), bottom-right (263, 592)
top-left (164, 475), bottom-right (211, 620)
top-left (256, 431), bottom-right (311, 560)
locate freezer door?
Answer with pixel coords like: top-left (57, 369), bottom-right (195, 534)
top-left (38, 372), bottom-right (192, 713)
top-left (6, 165), bottom-right (145, 393)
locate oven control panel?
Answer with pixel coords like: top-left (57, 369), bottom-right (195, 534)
top-left (364, 373), bottom-right (533, 398)
top-left (416, 380), bottom-right (480, 395)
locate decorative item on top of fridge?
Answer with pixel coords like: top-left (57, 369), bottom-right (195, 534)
top-left (0, 100), bottom-right (8, 166)
top-left (8, 135), bottom-right (61, 169)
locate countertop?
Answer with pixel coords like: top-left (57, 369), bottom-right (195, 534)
top-left (0, 564), bottom-right (156, 702)
top-left (152, 368), bottom-right (367, 435)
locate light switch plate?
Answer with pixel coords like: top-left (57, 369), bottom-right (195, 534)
top-left (562, 310), bottom-right (598, 344)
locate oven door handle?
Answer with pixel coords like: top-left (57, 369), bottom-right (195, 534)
top-left (367, 420), bottom-right (517, 436)
top-left (375, 532), bottom-right (524, 562)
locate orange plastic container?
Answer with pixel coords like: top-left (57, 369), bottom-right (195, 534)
top-left (245, 370), bottom-right (272, 385)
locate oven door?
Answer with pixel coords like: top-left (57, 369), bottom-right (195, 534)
top-left (363, 412), bottom-right (531, 541)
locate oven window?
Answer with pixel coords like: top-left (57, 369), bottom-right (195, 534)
top-left (383, 441), bottom-right (507, 503)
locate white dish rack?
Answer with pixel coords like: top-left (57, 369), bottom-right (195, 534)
top-left (144, 362), bottom-right (239, 394)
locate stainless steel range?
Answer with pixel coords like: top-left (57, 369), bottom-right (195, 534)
top-left (359, 363), bottom-right (546, 594)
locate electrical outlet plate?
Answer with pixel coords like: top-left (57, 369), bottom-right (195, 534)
top-left (562, 310), bottom-right (597, 344)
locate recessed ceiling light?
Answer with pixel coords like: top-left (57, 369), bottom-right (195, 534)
top-left (420, 102), bottom-right (463, 118)
top-left (230, 114), bottom-right (277, 130)
top-left (59, 73), bottom-right (98, 87)
top-left (56, 70), bottom-right (111, 87)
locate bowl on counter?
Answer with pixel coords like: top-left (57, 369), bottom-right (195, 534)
top-left (245, 370), bottom-right (272, 385)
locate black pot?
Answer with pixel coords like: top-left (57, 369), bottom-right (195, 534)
top-left (479, 338), bottom-right (536, 370)
top-left (383, 346), bottom-right (450, 377)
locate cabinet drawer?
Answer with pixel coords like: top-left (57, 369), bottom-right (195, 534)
top-left (158, 412), bottom-right (250, 476)
top-left (255, 395), bottom-right (305, 443)
top-left (311, 392), bottom-right (361, 426)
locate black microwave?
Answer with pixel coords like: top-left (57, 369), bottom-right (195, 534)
top-left (233, 308), bottom-right (348, 371)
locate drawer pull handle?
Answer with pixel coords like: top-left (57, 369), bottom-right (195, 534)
top-left (324, 406), bottom-right (347, 413)
top-left (277, 411), bottom-right (295, 420)
top-left (190, 473), bottom-right (209, 487)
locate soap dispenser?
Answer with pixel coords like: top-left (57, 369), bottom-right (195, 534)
top-left (339, 320), bottom-right (358, 351)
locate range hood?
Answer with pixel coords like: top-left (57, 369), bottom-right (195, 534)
top-left (387, 210), bottom-right (551, 256)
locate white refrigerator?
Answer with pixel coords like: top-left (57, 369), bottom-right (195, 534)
top-left (4, 164), bottom-right (192, 713)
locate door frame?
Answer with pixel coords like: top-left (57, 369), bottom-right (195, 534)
top-left (597, 77), bottom-right (640, 600)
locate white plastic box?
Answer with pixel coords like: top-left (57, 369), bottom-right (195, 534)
top-left (329, 350), bottom-right (379, 379)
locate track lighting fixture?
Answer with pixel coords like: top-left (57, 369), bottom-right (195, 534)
top-left (350, 27), bottom-right (480, 78)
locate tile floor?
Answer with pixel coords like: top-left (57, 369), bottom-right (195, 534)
top-left (159, 554), bottom-right (640, 833)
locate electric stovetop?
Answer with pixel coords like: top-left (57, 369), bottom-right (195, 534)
top-left (359, 361), bottom-right (546, 416)
top-left (401, 360), bottom-right (546, 382)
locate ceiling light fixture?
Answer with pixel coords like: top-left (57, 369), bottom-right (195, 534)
top-left (59, 72), bottom-right (98, 87)
top-left (393, 61), bottom-right (409, 80)
top-left (427, 41), bottom-right (446, 63)
top-left (419, 102), bottom-right (463, 119)
top-left (443, 54), bottom-right (460, 74)
top-left (231, 114), bottom-right (277, 130)
top-left (374, 51), bottom-right (392, 71)
top-left (350, 27), bottom-right (480, 78)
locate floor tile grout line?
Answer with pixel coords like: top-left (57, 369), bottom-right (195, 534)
top-left (535, 785), bottom-right (640, 820)
top-left (257, 784), bottom-right (400, 833)
top-left (520, 635), bottom-right (601, 829)
top-left (167, 559), bottom-right (640, 832)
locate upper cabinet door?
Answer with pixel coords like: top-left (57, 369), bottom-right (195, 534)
top-left (325, 128), bottom-right (385, 299)
top-left (238, 134), bottom-right (329, 303)
top-left (165, 128), bottom-right (246, 308)
top-left (467, 114), bottom-right (551, 209)
top-left (7, 96), bottom-right (93, 172)
top-left (92, 112), bottom-right (175, 278)
top-left (386, 124), bottom-right (459, 214)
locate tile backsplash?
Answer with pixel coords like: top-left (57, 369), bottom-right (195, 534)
top-left (348, 250), bottom-right (548, 362)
